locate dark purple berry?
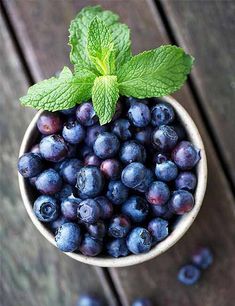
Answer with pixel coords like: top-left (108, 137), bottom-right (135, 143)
top-left (100, 159), bottom-right (121, 180)
top-left (60, 158), bottom-right (83, 186)
top-left (35, 169), bottom-right (62, 195)
top-left (77, 199), bottom-right (101, 224)
top-left (106, 180), bottom-right (129, 205)
top-left (151, 102), bottom-right (175, 126)
top-left (55, 222), bottom-right (81, 252)
top-left (148, 218), bottom-right (169, 243)
top-left (121, 162), bottom-right (146, 189)
top-left (172, 141), bottom-right (200, 170)
top-left (37, 111), bottom-right (63, 135)
top-left (192, 247), bottom-right (213, 269)
top-left (127, 227), bottom-right (152, 254)
top-left (178, 264), bottom-right (201, 285)
top-left (108, 215), bottom-right (131, 238)
top-left (39, 134), bottom-right (68, 162)
top-left (128, 102), bottom-right (151, 127)
top-left (175, 171), bottom-right (197, 191)
top-left (120, 141), bottom-right (146, 164)
top-left (152, 125), bottom-right (178, 152)
top-left (33, 195), bottom-right (59, 222)
top-left (76, 102), bottom-right (98, 126)
top-left (62, 119), bottom-right (85, 144)
top-left (79, 234), bottom-right (102, 256)
top-left (111, 119), bottom-right (132, 140)
top-left (169, 190), bottom-right (194, 215)
top-left (146, 181), bottom-right (170, 206)
top-left (93, 132), bottom-right (120, 159)
top-left (122, 196), bottom-right (149, 222)
top-left (84, 155), bottom-right (102, 167)
top-left (95, 196), bottom-right (113, 219)
top-left (86, 220), bottom-right (106, 240)
top-left (85, 124), bottom-right (108, 147)
top-left (155, 160), bottom-right (178, 182)
top-left (61, 197), bottom-right (81, 220)
top-left (106, 238), bottom-right (129, 258)
top-left (135, 169), bottom-right (154, 193)
top-left (18, 153), bottom-right (44, 178)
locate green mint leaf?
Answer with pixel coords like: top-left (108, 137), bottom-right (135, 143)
top-left (87, 17), bottom-right (115, 75)
top-left (69, 6), bottom-right (131, 72)
top-left (92, 75), bottom-right (119, 125)
top-left (20, 67), bottom-right (96, 111)
top-left (117, 45), bottom-right (194, 98)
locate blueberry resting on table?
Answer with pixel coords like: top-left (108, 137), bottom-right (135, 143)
top-left (178, 264), bottom-right (201, 285)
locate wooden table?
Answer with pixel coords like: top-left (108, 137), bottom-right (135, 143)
top-left (1, 1), bottom-right (235, 305)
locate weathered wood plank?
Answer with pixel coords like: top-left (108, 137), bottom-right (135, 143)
top-left (0, 11), bottom-right (116, 306)
top-left (3, 0), bottom-right (235, 305)
top-left (161, 0), bottom-right (235, 185)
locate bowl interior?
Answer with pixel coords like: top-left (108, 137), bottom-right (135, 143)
top-left (18, 96), bottom-right (207, 267)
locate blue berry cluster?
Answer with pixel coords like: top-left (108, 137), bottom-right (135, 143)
top-left (18, 97), bottom-right (200, 257)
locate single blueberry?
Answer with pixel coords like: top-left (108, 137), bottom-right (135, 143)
top-left (151, 102), bottom-right (175, 127)
top-left (37, 111), bottom-right (63, 135)
top-left (61, 197), bottom-right (81, 220)
top-left (39, 134), bottom-right (68, 162)
top-left (33, 195), bottom-right (59, 222)
top-left (148, 218), bottom-right (169, 243)
top-left (108, 215), bottom-right (131, 238)
top-left (135, 127), bottom-right (152, 146)
top-left (18, 153), bottom-right (44, 178)
top-left (106, 238), bottom-right (129, 258)
top-left (127, 227), bottom-right (152, 254)
top-left (62, 119), bottom-right (85, 144)
top-left (93, 132), bottom-right (120, 159)
top-left (77, 199), bottom-right (101, 224)
top-left (106, 180), bottom-right (129, 205)
top-left (111, 119), bottom-right (132, 140)
top-left (86, 220), bottom-right (106, 240)
top-left (49, 216), bottom-right (68, 233)
top-left (172, 141), bottom-right (200, 170)
top-left (79, 234), bottom-right (102, 256)
top-left (178, 264), bottom-right (201, 285)
top-left (85, 124), bottom-right (108, 147)
top-left (60, 158), bottom-right (83, 186)
top-left (100, 159), bottom-right (122, 180)
top-left (77, 294), bottom-right (102, 306)
top-left (77, 166), bottom-right (104, 198)
top-left (128, 102), bottom-right (151, 127)
top-left (175, 171), bottom-right (197, 191)
top-left (94, 196), bottom-right (113, 219)
top-left (120, 141), bottom-right (146, 164)
top-left (146, 181), bottom-right (170, 206)
top-left (76, 102), bottom-right (98, 126)
top-left (155, 160), bottom-right (178, 182)
top-left (84, 154), bottom-right (102, 167)
top-left (122, 196), bottom-right (149, 222)
top-left (55, 222), bottom-right (81, 252)
top-left (132, 298), bottom-right (153, 306)
top-left (191, 247), bottom-right (213, 269)
top-left (152, 125), bottom-right (178, 152)
top-left (121, 162), bottom-right (146, 189)
top-left (168, 190), bottom-right (194, 215)
top-left (35, 169), bottom-right (62, 195)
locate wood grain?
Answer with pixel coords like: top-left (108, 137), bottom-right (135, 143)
top-left (161, 0), bottom-right (235, 185)
top-left (0, 11), bottom-right (116, 306)
top-left (2, 0), bottom-right (235, 305)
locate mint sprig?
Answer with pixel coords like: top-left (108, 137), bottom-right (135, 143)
top-left (20, 6), bottom-right (194, 125)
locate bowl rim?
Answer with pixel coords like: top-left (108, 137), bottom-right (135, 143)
top-left (18, 95), bottom-right (207, 267)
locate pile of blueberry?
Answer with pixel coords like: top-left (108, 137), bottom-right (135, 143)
top-left (18, 97), bottom-right (200, 257)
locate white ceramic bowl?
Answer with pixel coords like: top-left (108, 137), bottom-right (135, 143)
top-left (18, 96), bottom-right (207, 267)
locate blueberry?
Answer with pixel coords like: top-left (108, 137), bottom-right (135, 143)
top-left (135, 169), bottom-right (154, 193)
top-left (152, 125), bottom-right (178, 152)
top-left (62, 119), bottom-right (85, 144)
top-left (18, 153), bottom-right (44, 178)
top-left (120, 141), bottom-right (146, 164)
top-left (84, 155), bottom-right (102, 167)
top-left (169, 190), bottom-right (194, 215)
top-left (61, 197), bottom-right (81, 220)
top-left (151, 204), bottom-right (168, 218)
top-left (86, 220), bottom-right (106, 240)
top-left (77, 166), bottom-right (104, 198)
top-left (172, 141), bottom-right (200, 170)
top-left (77, 294), bottom-right (102, 306)
top-left (79, 234), bottom-right (102, 256)
top-left (175, 171), bottom-right (197, 191)
top-left (135, 127), bottom-right (152, 146)
top-left (76, 102), bottom-right (98, 126)
top-left (106, 180), bottom-right (129, 205)
top-left (121, 162), bottom-right (146, 189)
top-left (60, 158), bottom-right (83, 186)
top-left (151, 102), bottom-right (175, 126)
top-left (33, 195), bottom-right (59, 222)
top-left (178, 264), bottom-right (201, 285)
top-left (49, 216), bottom-right (68, 233)
top-left (54, 184), bottom-right (77, 201)
top-left (106, 238), bottom-right (129, 258)
top-left (55, 222), bottom-right (81, 252)
top-left (37, 111), bottom-right (63, 135)
top-left (93, 132), bottom-right (120, 159)
top-left (148, 218), bottom-right (169, 243)
top-left (155, 160), bottom-right (178, 182)
top-left (132, 298), bottom-right (153, 306)
top-left (128, 102), bottom-right (151, 127)
top-left (60, 106), bottom-right (77, 116)
top-left (111, 119), bottom-right (132, 140)
top-left (35, 169), bottom-right (62, 195)
top-left (146, 181), bottom-right (170, 206)
top-left (108, 215), bottom-right (131, 238)
top-left (191, 247), bottom-right (213, 269)
top-left (125, 97), bottom-right (148, 108)
top-left (85, 124), bottom-right (108, 147)
top-left (39, 134), bottom-right (68, 162)
top-left (100, 159), bottom-right (121, 180)
top-left (122, 196), bottom-right (149, 222)
top-left (77, 199), bottom-right (101, 224)
top-left (95, 196), bottom-right (113, 219)
top-left (127, 227), bottom-right (152, 254)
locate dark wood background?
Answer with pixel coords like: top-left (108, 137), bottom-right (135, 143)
top-left (0, 1), bottom-right (235, 305)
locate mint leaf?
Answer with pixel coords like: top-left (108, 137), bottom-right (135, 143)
top-left (88, 17), bottom-right (115, 75)
top-left (69, 6), bottom-right (131, 72)
top-left (92, 75), bottom-right (119, 125)
top-left (20, 67), bottom-right (96, 111)
top-left (117, 45), bottom-right (194, 98)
